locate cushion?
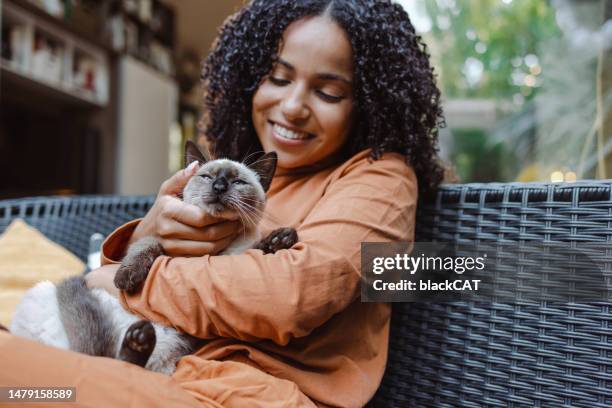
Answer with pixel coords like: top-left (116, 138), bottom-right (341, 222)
top-left (0, 219), bottom-right (85, 326)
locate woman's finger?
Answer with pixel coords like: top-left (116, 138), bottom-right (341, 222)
top-left (85, 264), bottom-right (121, 297)
top-left (159, 198), bottom-right (233, 229)
top-left (159, 162), bottom-right (200, 196)
top-left (161, 235), bottom-right (238, 257)
top-left (158, 219), bottom-right (242, 242)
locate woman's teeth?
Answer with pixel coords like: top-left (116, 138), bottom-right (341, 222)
top-left (273, 124), bottom-right (310, 140)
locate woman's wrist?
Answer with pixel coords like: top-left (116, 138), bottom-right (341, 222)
top-left (128, 218), bottom-right (151, 246)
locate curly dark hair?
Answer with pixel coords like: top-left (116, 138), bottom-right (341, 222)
top-left (201, 0), bottom-right (445, 196)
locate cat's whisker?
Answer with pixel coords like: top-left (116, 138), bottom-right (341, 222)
top-left (249, 156), bottom-right (278, 166)
top-left (235, 197), bottom-right (266, 208)
top-left (230, 197), bottom-right (264, 210)
top-left (227, 197), bottom-right (259, 222)
top-left (241, 150), bottom-right (266, 165)
top-left (230, 204), bottom-right (256, 231)
top-left (230, 202), bottom-right (265, 223)
top-left (227, 198), bottom-right (261, 229)
top-left (226, 196), bottom-right (283, 226)
top-left (235, 205), bottom-right (257, 231)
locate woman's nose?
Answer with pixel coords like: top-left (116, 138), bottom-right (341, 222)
top-left (280, 84), bottom-right (310, 122)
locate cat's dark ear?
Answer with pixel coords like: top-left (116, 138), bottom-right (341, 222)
top-left (184, 140), bottom-right (209, 167)
top-left (249, 152), bottom-right (277, 192)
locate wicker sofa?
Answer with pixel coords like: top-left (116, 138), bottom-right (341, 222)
top-left (1, 181), bottom-right (611, 407)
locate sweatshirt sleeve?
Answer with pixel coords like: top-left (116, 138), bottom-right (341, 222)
top-left (118, 155), bottom-right (418, 345)
top-left (101, 219), bottom-right (142, 265)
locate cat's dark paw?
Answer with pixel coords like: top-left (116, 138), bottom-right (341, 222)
top-left (114, 237), bottom-right (163, 294)
top-left (114, 262), bottom-right (148, 294)
top-left (255, 227), bottom-right (298, 254)
top-left (118, 320), bottom-right (156, 367)
top-left (0, 323), bottom-right (8, 331)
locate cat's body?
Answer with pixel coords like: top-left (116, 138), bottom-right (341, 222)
top-left (10, 142), bottom-right (297, 374)
top-left (10, 277), bottom-right (194, 374)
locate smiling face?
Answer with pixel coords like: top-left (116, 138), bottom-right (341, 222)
top-left (251, 16), bottom-right (354, 169)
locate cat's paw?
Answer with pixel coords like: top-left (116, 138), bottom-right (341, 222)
top-left (0, 323), bottom-right (8, 331)
top-left (124, 320), bottom-right (156, 353)
top-left (114, 262), bottom-right (147, 294)
top-left (118, 320), bottom-right (156, 367)
top-left (255, 227), bottom-right (298, 254)
top-left (114, 237), bottom-right (163, 294)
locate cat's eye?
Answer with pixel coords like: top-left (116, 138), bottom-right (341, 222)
top-left (200, 174), bottom-right (212, 181)
top-left (232, 179), bottom-right (246, 185)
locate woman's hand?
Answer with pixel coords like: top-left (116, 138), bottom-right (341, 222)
top-left (130, 162), bottom-right (242, 257)
top-left (86, 264), bottom-right (121, 297)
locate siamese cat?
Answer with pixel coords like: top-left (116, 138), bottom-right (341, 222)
top-left (9, 141), bottom-right (298, 374)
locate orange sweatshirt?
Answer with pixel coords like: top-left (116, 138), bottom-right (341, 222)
top-left (102, 149), bottom-right (417, 407)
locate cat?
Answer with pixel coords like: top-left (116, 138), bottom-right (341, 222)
top-left (9, 141), bottom-right (298, 374)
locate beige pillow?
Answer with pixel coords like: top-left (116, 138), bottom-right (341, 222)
top-left (0, 219), bottom-right (85, 326)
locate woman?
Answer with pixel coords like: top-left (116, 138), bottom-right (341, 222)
top-left (0, 1), bottom-right (443, 406)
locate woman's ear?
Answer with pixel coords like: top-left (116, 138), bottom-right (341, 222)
top-left (184, 140), bottom-right (209, 167)
top-left (249, 152), bottom-right (277, 192)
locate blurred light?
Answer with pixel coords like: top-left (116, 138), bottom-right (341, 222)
top-left (524, 54), bottom-right (539, 68)
top-left (502, 0), bottom-right (513, 4)
top-left (436, 0), bottom-right (456, 9)
top-left (466, 29), bottom-right (477, 40)
top-left (463, 57), bottom-right (484, 87)
top-left (437, 15), bottom-right (451, 30)
top-left (511, 57), bottom-right (522, 67)
top-left (524, 74), bottom-right (536, 87)
top-left (529, 65), bottom-right (542, 75)
top-left (511, 70), bottom-right (525, 86)
top-left (475, 42), bottom-right (487, 54)
top-left (551, 171), bottom-right (564, 183)
top-left (565, 171), bottom-right (577, 182)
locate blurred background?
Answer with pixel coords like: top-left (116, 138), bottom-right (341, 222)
top-left (0, 0), bottom-right (610, 199)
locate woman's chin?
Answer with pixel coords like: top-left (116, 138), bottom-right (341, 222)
top-left (275, 153), bottom-right (309, 169)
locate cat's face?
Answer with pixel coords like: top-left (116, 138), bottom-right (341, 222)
top-left (183, 159), bottom-right (268, 225)
top-left (181, 141), bottom-right (277, 228)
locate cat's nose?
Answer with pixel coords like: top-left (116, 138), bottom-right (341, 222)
top-left (212, 177), bottom-right (228, 194)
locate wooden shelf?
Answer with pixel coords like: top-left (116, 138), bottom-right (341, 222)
top-left (0, 0), bottom-right (119, 198)
top-left (1, 1), bottom-right (111, 107)
top-left (6, 0), bottom-right (115, 53)
top-left (1, 60), bottom-right (103, 108)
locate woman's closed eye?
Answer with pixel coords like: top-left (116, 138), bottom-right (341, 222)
top-left (315, 90), bottom-right (344, 103)
top-left (269, 76), bottom-right (345, 103)
top-left (269, 76), bottom-right (290, 86)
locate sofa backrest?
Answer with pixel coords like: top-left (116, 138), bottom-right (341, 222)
top-left (0, 195), bottom-right (155, 262)
top-left (2, 182), bottom-right (612, 407)
top-left (370, 181), bottom-right (612, 407)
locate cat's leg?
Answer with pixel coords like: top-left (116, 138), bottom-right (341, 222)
top-left (145, 328), bottom-right (205, 375)
top-left (114, 236), bottom-right (164, 294)
top-left (118, 320), bottom-right (156, 368)
top-left (253, 227), bottom-right (298, 254)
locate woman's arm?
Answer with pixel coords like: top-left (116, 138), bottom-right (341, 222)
top-left (102, 163), bottom-right (242, 262)
top-left (118, 155), bottom-right (418, 345)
